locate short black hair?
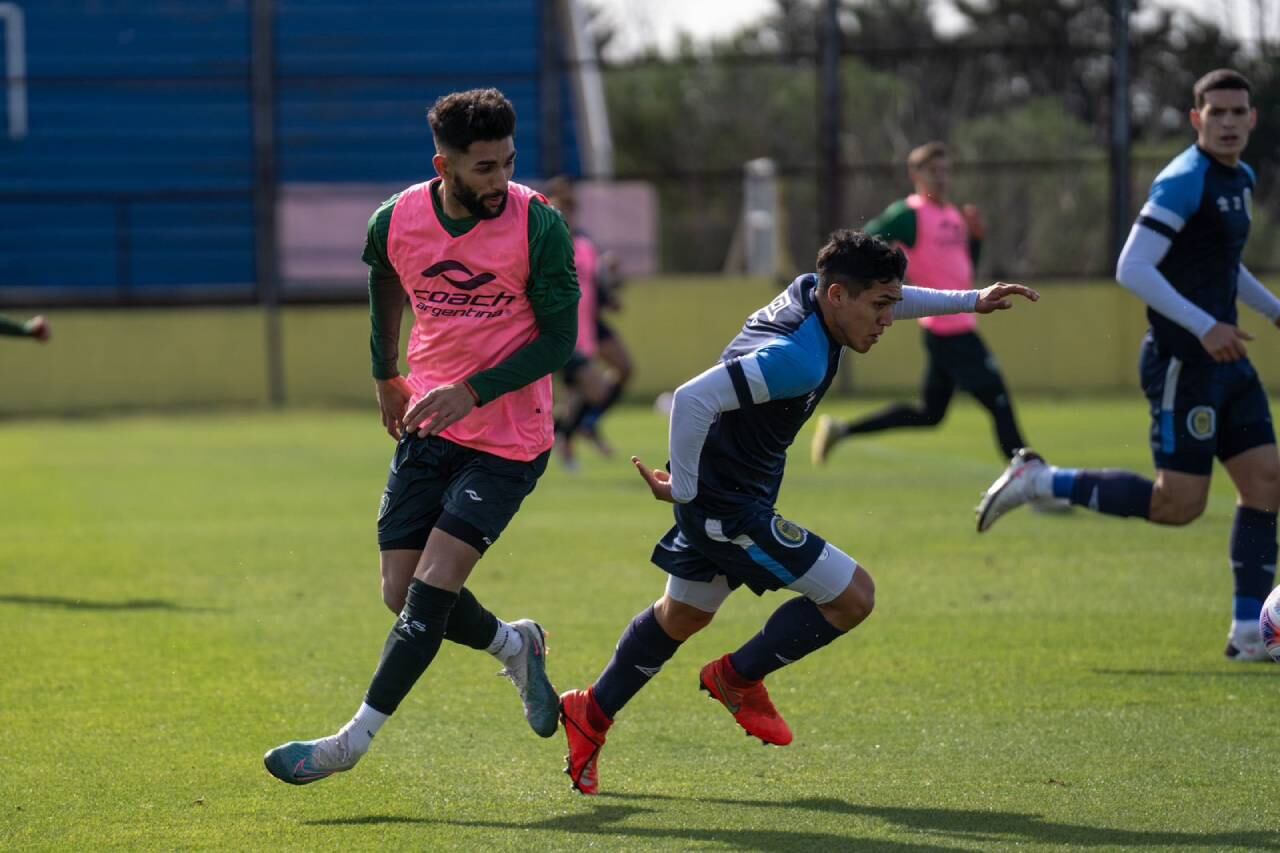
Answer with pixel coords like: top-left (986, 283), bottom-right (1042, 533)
top-left (1193, 69), bottom-right (1251, 108)
top-left (816, 229), bottom-right (907, 293)
top-left (427, 88), bottom-right (517, 154)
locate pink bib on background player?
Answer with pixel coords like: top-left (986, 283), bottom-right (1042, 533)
top-left (387, 178), bottom-right (554, 461)
top-left (572, 233), bottom-right (599, 356)
top-left (903, 193), bottom-right (977, 336)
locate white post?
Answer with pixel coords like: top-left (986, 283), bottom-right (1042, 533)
top-left (0, 3), bottom-right (27, 140)
top-left (743, 157), bottom-right (778, 279)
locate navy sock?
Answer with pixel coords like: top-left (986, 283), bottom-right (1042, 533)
top-left (365, 580), bottom-right (457, 715)
top-left (592, 606), bottom-right (682, 719)
top-left (1052, 469), bottom-right (1153, 519)
top-left (1231, 506), bottom-right (1277, 622)
top-left (729, 597), bottom-right (846, 682)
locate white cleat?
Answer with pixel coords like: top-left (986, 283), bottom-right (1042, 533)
top-left (1030, 496), bottom-right (1074, 515)
top-left (811, 414), bottom-right (840, 467)
top-left (264, 729), bottom-right (360, 785)
top-left (1225, 622), bottom-right (1274, 663)
top-left (976, 448), bottom-right (1048, 533)
top-left (499, 619), bottom-right (560, 737)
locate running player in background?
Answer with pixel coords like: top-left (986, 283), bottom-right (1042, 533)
top-left (811, 142), bottom-right (1032, 467)
top-left (264, 88), bottom-right (578, 785)
top-left (558, 230), bottom-right (1038, 795)
top-left (544, 176), bottom-right (622, 469)
top-left (0, 314), bottom-right (50, 343)
top-left (976, 69), bottom-right (1280, 662)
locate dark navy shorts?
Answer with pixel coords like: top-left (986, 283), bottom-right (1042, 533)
top-left (651, 501), bottom-right (847, 599)
top-left (1140, 339), bottom-right (1275, 476)
top-left (377, 434), bottom-right (549, 553)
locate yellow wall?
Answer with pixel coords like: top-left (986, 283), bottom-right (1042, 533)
top-left (2, 277), bottom-right (1278, 415)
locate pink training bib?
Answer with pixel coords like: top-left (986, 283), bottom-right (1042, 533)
top-left (387, 179), bottom-right (554, 461)
top-left (903, 194), bottom-right (977, 336)
top-left (573, 233), bottom-right (599, 356)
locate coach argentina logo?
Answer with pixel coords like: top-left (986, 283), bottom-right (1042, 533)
top-left (421, 260), bottom-right (496, 291)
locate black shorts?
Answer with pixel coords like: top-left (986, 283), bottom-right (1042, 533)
top-left (922, 330), bottom-right (1007, 394)
top-left (651, 502), bottom-right (831, 597)
top-left (1140, 339), bottom-right (1275, 475)
top-left (561, 350), bottom-right (590, 385)
top-left (377, 434), bottom-right (549, 553)
top-left (596, 318), bottom-right (617, 344)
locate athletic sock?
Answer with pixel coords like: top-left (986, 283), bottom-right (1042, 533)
top-left (1048, 468), bottom-right (1153, 518)
top-left (364, 579), bottom-right (457, 715)
top-left (729, 596), bottom-right (846, 681)
top-left (591, 605), bottom-right (682, 719)
top-left (485, 620), bottom-right (525, 661)
top-left (440, 586), bottom-right (506, 653)
top-left (338, 702), bottom-right (389, 756)
top-left (1231, 506), bottom-right (1277, 622)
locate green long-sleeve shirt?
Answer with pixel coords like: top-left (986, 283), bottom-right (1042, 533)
top-left (361, 183), bottom-right (579, 406)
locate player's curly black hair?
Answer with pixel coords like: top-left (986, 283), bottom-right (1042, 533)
top-left (427, 88), bottom-right (517, 154)
top-left (815, 229), bottom-right (908, 293)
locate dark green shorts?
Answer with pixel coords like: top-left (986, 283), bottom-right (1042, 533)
top-left (377, 434), bottom-right (550, 553)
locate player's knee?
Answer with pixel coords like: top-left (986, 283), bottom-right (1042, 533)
top-left (382, 581), bottom-right (407, 614)
top-left (820, 568), bottom-right (875, 632)
top-left (654, 595), bottom-right (715, 641)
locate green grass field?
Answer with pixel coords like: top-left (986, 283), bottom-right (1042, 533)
top-left (3, 399), bottom-right (1279, 851)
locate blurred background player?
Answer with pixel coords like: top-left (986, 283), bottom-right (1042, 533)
top-left (811, 142), bottom-right (1034, 469)
top-left (0, 314), bottom-right (51, 343)
top-left (544, 176), bottom-right (627, 468)
top-left (558, 230), bottom-right (1038, 795)
top-left (264, 88), bottom-right (577, 785)
top-left (976, 69), bottom-right (1280, 662)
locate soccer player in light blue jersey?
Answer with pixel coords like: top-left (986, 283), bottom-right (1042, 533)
top-left (977, 69), bottom-right (1280, 661)
top-left (557, 230), bottom-right (1038, 795)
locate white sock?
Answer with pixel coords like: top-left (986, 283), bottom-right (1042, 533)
top-left (486, 620), bottom-right (524, 661)
top-left (339, 702), bottom-right (389, 755)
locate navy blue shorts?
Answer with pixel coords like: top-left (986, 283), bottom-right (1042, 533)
top-left (651, 502), bottom-right (830, 597)
top-left (377, 434), bottom-right (549, 553)
top-left (1140, 339), bottom-right (1275, 475)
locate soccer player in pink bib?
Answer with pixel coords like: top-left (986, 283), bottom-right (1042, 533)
top-left (265, 88), bottom-right (579, 785)
top-left (811, 142), bottom-right (1033, 468)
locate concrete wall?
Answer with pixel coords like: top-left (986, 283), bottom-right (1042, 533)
top-left (3, 277), bottom-right (1278, 416)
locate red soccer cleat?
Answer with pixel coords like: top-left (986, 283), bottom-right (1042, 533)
top-left (559, 688), bottom-right (610, 795)
top-left (699, 654), bottom-right (793, 746)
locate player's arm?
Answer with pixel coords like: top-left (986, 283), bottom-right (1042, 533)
top-left (1236, 264), bottom-right (1280, 328)
top-left (464, 201), bottom-right (579, 405)
top-left (1115, 173), bottom-right (1247, 362)
top-left (862, 199), bottom-right (916, 247)
top-left (363, 194), bottom-right (413, 438)
top-left (663, 336), bottom-right (826, 503)
top-left (893, 283), bottom-right (1037, 319)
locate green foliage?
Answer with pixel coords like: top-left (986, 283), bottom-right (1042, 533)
top-left (3, 403), bottom-right (1280, 849)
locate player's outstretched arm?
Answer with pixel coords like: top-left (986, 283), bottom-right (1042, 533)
top-left (973, 282), bottom-right (1040, 314)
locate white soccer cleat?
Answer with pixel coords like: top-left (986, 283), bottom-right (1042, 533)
top-left (264, 729), bottom-right (360, 785)
top-left (1030, 495), bottom-right (1073, 515)
top-left (1224, 621), bottom-right (1273, 663)
top-left (976, 448), bottom-right (1048, 533)
top-left (499, 619), bottom-right (560, 737)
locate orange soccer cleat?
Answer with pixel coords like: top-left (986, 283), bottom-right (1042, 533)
top-left (698, 654), bottom-right (793, 746)
top-left (559, 688), bottom-right (610, 795)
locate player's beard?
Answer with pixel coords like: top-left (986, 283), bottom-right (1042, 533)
top-left (451, 177), bottom-right (508, 220)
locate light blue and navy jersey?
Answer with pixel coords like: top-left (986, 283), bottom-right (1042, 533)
top-left (1137, 144), bottom-right (1255, 362)
top-left (695, 274), bottom-right (842, 516)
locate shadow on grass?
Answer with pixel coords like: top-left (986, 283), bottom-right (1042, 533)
top-left (1093, 667), bottom-right (1277, 678)
top-left (311, 794), bottom-right (1279, 850)
top-left (0, 593), bottom-right (218, 612)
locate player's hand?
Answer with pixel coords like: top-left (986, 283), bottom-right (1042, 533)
top-left (1200, 322), bottom-right (1251, 363)
top-left (962, 204), bottom-right (986, 240)
top-left (402, 383), bottom-right (477, 438)
top-left (375, 376), bottom-right (413, 439)
top-left (631, 456), bottom-right (675, 503)
top-left (974, 282), bottom-right (1039, 313)
top-left (25, 315), bottom-right (50, 343)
